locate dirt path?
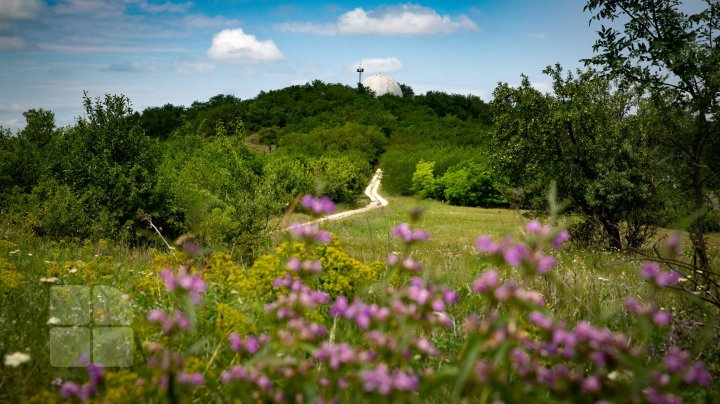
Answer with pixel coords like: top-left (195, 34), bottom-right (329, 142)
top-left (304, 168), bottom-right (387, 225)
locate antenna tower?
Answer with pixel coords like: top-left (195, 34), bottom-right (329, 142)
top-left (356, 64), bottom-right (364, 85)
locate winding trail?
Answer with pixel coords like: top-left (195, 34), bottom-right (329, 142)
top-left (304, 168), bottom-right (387, 226)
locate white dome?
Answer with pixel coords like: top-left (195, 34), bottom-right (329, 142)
top-left (362, 73), bottom-right (402, 97)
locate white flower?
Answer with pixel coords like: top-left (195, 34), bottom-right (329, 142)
top-left (4, 352), bottom-right (31, 367)
top-left (9, 249), bottom-right (19, 255)
top-left (47, 317), bottom-right (61, 325)
top-left (27, 253), bottom-right (33, 256)
top-left (68, 268), bottom-right (78, 274)
top-left (40, 277), bottom-right (59, 284)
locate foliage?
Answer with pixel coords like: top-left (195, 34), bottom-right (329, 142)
top-left (491, 66), bottom-right (662, 248)
top-left (584, 0), bottom-right (720, 271)
top-left (156, 127), bottom-right (272, 254)
top-left (411, 160), bottom-right (438, 199)
top-left (279, 122), bottom-right (388, 165)
top-left (138, 103), bottom-right (186, 140)
top-left (436, 161), bottom-right (507, 207)
top-left (310, 155), bottom-right (371, 203)
top-left (412, 160), bottom-right (507, 207)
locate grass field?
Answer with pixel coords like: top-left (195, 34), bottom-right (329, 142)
top-left (1, 193), bottom-right (718, 401)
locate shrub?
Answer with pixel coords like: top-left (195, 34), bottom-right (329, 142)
top-left (423, 161), bottom-right (507, 207)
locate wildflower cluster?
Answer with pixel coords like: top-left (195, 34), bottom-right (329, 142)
top-left (59, 364), bottom-right (103, 401)
top-left (50, 197), bottom-right (715, 403)
top-left (460, 222), bottom-right (712, 402)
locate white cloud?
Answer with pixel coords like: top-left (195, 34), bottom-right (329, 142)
top-left (0, 35), bottom-right (25, 49)
top-left (138, 1), bottom-right (193, 14)
top-left (337, 5), bottom-right (478, 35)
top-left (0, 118), bottom-right (22, 129)
top-left (184, 14), bottom-right (239, 28)
top-left (207, 28), bottom-right (283, 63)
top-left (0, 0), bottom-right (46, 20)
top-left (529, 32), bottom-right (545, 40)
top-left (531, 81), bottom-right (552, 94)
top-left (349, 57), bottom-right (403, 74)
top-left (0, 102), bottom-right (24, 112)
top-left (175, 59), bottom-right (215, 75)
top-left (101, 60), bottom-right (157, 72)
top-left (36, 43), bottom-right (186, 53)
top-left (53, 0), bottom-right (122, 16)
top-left (274, 22), bottom-right (337, 36)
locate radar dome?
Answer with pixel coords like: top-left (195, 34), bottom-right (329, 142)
top-left (362, 73), bottom-right (402, 97)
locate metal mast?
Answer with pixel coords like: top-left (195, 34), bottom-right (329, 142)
top-left (356, 65), bottom-right (364, 85)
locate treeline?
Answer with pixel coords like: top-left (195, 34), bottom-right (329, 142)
top-left (2, 73), bottom-right (717, 254)
top-left (0, 83), bottom-right (497, 257)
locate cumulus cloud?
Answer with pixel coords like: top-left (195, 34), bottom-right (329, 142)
top-left (0, 0), bottom-right (46, 20)
top-left (0, 35), bottom-right (25, 49)
top-left (175, 59), bottom-right (215, 75)
top-left (207, 28), bottom-right (284, 63)
top-left (349, 57), bottom-right (403, 74)
top-left (274, 22), bottom-right (337, 36)
top-left (337, 4), bottom-right (478, 35)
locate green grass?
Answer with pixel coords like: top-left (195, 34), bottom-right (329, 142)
top-left (1, 194), bottom-right (718, 401)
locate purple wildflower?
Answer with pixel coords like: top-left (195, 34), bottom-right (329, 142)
top-left (471, 270), bottom-right (499, 293)
top-left (503, 244), bottom-right (530, 267)
top-left (528, 311), bottom-right (554, 330)
top-left (652, 311), bottom-right (673, 327)
top-left (402, 257), bottom-right (423, 271)
top-left (664, 347), bottom-right (690, 373)
top-left (581, 375), bottom-right (601, 393)
top-left (147, 309), bottom-right (167, 323)
top-left (526, 220), bottom-right (543, 234)
top-left (655, 271), bottom-right (681, 288)
top-left (641, 263), bottom-right (661, 280)
top-left (474, 235), bottom-right (501, 254)
top-left (551, 229), bottom-right (570, 248)
top-left (59, 382), bottom-right (81, 398)
top-left (535, 253), bottom-right (557, 274)
top-left (313, 342), bottom-right (358, 369)
top-left (178, 372), bottom-right (205, 385)
top-left (391, 223), bottom-right (429, 243)
top-left (301, 195), bottom-right (336, 216)
top-left (684, 363), bottom-right (712, 386)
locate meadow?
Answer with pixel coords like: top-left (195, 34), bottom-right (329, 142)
top-left (1, 194), bottom-right (717, 402)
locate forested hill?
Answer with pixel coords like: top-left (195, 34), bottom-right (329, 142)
top-left (139, 80), bottom-right (491, 144)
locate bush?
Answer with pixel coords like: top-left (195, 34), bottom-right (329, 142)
top-left (310, 155), bottom-right (370, 203)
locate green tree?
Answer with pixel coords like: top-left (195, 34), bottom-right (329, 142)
top-left (57, 93), bottom-right (159, 238)
top-left (436, 161), bottom-right (506, 208)
top-left (585, 0), bottom-right (720, 268)
top-left (491, 66), bottom-right (661, 248)
top-left (411, 160), bottom-right (437, 199)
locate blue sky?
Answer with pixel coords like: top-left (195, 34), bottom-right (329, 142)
top-left (0, 0), bottom-right (600, 129)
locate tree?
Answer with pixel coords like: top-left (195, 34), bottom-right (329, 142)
top-left (584, 0), bottom-right (720, 269)
top-left (58, 93), bottom-right (159, 238)
top-left (491, 66), bottom-right (661, 248)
